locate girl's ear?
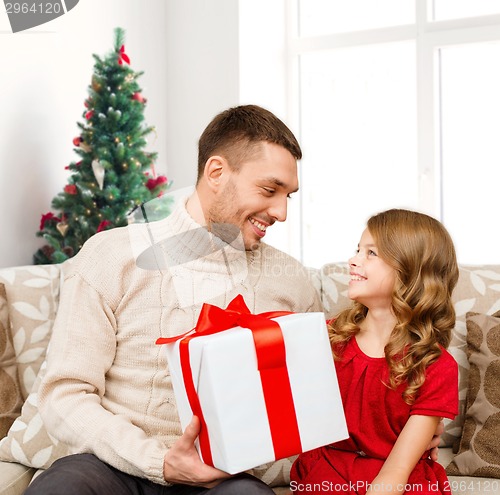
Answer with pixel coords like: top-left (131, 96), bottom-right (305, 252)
top-left (204, 155), bottom-right (227, 191)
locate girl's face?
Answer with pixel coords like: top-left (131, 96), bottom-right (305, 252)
top-left (348, 228), bottom-right (396, 310)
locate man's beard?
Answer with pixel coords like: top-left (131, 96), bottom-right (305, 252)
top-left (208, 179), bottom-right (258, 250)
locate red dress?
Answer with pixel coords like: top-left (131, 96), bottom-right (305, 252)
top-left (290, 338), bottom-right (458, 494)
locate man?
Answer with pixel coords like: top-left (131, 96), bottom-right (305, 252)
top-left (26, 105), bottom-right (323, 494)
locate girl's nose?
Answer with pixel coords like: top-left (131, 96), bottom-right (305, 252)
top-left (349, 252), bottom-right (361, 267)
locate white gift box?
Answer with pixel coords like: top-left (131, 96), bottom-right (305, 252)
top-left (163, 310), bottom-right (348, 474)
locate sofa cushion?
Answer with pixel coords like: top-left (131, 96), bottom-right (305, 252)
top-left (0, 265), bottom-right (61, 401)
top-left (316, 262), bottom-right (351, 319)
top-left (0, 284), bottom-right (23, 439)
top-left (446, 311), bottom-right (500, 479)
top-left (0, 265), bottom-right (70, 470)
top-left (444, 266), bottom-right (500, 449)
top-left (0, 361), bottom-right (70, 469)
top-left (440, 448), bottom-right (500, 495)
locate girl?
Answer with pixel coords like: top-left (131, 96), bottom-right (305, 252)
top-left (291, 209), bottom-right (459, 495)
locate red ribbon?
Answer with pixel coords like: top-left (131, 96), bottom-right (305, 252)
top-left (156, 295), bottom-right (303, 467)
top-left (118, 45), bottom-right (130, 65)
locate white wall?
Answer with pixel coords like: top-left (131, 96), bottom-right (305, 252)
top-left (165, 0), bottom-right (240, 190)
top-left (164, 0), bottom-right (289, 192)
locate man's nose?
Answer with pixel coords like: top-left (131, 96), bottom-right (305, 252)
top-left (269, 195), bottom-right (288, 222)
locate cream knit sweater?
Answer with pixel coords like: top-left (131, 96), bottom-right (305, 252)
top-left (38, 199), bottom-right (322, 486)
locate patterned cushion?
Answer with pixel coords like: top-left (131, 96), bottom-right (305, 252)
top-left (444, 266), bottom-right (500, 449)
top-left (318, 262), bottom-right (351, 319)
top-left (252, 456), bottom-right (297, 488)
top-left (0, 284), bottom-right (23, 439)
top-left (446, 311), bottom-right (500, 478)
top-left (0, 265), bottom-right (68, 469)
top-left (0, 361), bottom-right (70, 468)
top-left (0, 265), bottom-right (61, 401)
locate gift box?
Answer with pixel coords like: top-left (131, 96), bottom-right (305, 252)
top-left (157, 295), bottom-right (348, 474)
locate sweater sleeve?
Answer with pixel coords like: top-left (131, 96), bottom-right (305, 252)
top-left (38, 251), bottom-right (168, 485)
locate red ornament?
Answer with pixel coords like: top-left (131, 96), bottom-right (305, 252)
top-left (65, 161), bottom-right (82, 171)
top-left (85, 110), bottom-right (94, 120)
top-left (73, 137), bottom-right (91, 153)
top-left (96, 220), bottom-right (112, 233)
top-left (39, 212), bottom-right (60, 231)
top-left (146, 175), bottom-right (168, 191)
top-left (64, 184), bottom-right (78, 195)
top-left (118, 45), bottom-right (130, 65)
top-left (132, 92), bottom-right (147, 104)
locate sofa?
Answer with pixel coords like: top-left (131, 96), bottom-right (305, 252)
top-left (0, 261), bottom-right (499, 495)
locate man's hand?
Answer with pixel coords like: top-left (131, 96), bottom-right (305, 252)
top-left (163, 416), bottom-right (231, 487)
top-left (427, 419), bottom-right (444, 462)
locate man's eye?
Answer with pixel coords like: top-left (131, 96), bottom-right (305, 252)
top-left (263, 188), bottom-right (275, 194)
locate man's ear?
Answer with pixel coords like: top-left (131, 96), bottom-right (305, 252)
top-left (204, 156), bottom-right (227, 191)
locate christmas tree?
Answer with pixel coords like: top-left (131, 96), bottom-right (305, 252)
top-left (34, 27), bottom-right (171, 265)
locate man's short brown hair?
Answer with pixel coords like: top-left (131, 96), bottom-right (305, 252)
top-left (197, 105), bottom-right (302, 182)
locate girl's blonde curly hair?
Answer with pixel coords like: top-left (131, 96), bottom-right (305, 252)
top-left (329, 209), bottom-right (459, 404)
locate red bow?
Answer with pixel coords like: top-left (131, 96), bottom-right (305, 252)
top-left (157, 295), bottom-right (303, 467)
top-left (118, 45), bottom-right (130, 65)
top-left (39, 212), bottom-right (60, 231)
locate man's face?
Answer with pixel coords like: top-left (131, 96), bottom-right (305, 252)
top-left (208, 142), bottom-right (299, 250)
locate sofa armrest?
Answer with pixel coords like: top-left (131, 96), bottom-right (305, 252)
top-left (0, 461), bottom-right (35, 495)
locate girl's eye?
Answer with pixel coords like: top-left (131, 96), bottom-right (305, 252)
top-left (368, 250), bottom-right (377, 256)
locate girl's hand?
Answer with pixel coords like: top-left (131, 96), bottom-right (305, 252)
top-left (427, 419), bottom-right (444, 461)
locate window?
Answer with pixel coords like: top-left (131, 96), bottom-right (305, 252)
top-left (299, 41), bottom-right (417, 266)
top-left (298, 0), bottom-right (414, 36)
top-left (440, 41), bottom-right (500, 263)
top-left (431, 0), bottom-right (500, 21)
top-left (266, 0), bottom-right (500, 266)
